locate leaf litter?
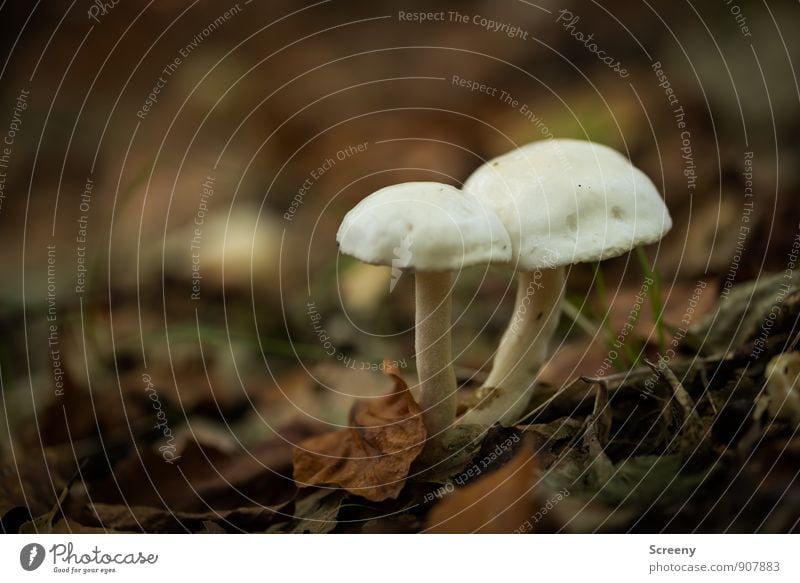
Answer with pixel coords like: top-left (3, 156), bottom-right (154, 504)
top-left (3, 278), bottom-right (800, 533)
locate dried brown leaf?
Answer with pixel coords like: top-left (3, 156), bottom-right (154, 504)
top-left (292, 368), bottom-right (426, 502)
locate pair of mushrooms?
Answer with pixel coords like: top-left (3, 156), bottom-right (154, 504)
top-left (337, 139), bottom-right (672, 438)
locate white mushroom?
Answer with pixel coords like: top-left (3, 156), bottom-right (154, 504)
top-left (337, 182), bottom-right (511, 437)
top-left (460, 139), bottom-right (672, 426)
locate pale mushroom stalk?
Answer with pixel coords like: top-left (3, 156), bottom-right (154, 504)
top-left (336, 181), bottom-right (511, 443)
top-left (461, 267), bottom-right (565, 425)
top-left (414, 271), bottom-right (458, 436)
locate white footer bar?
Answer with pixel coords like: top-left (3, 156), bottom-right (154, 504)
top-left (1, 534), bottom-right (797, 581)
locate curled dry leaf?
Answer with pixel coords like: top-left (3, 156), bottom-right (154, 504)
top-left (292, 365), bottom-right (426, 502)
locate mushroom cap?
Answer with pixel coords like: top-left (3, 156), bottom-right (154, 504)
top-left (464, 139), bottom-right (672, 270)
top-left (336, 182), bottom-right (512, 271)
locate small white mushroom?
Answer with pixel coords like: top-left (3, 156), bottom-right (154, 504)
top-left (460, 139), bottom-right (672, 426)
top-left (336, 182), bottom-right (511, 437)
top-left (764, 352), bottom-right (800, 427)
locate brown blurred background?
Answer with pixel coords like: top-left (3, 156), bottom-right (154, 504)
top-left (0, 0), bottom-right (798, 499)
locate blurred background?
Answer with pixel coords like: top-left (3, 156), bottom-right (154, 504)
top-left (0, 0), bottom-right (798, 531)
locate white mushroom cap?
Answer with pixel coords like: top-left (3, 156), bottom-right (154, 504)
top-left (336, 182), bottom-right (511, 271)
top-left (464, 139), bottom-right (672, 270)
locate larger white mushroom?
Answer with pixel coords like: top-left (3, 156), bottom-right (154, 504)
top-left (460, 139), bottom-right (672, 426)
top-left (337, 182), bottom-right (511, 437)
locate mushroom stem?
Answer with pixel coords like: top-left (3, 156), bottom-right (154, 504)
top-left (460, 266), bottom-right (565, 426)
top-left (415, 270), bottom-right (458, 437)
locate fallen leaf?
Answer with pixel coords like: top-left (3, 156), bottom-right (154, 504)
top-left (646, 358), bottom-right (711, 455)
top-left (292, 366), bottom-right (426, 502)
top-left (425, 442), bottom-right (539, 533)
top-left (290, 489), bottom-right (345, 534)
top-left (582, 384), bottom-right (616, 487)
